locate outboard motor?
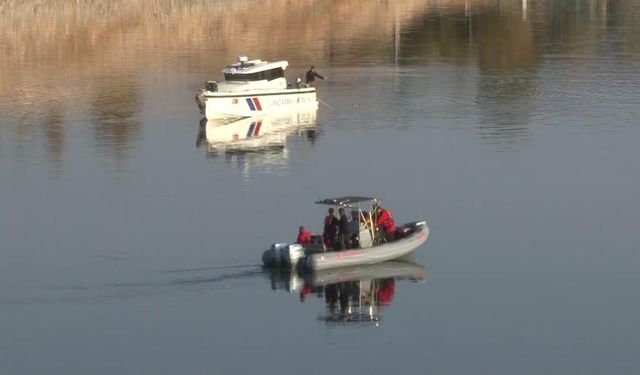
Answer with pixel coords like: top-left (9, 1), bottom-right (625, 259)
top-left (262, 243), bottom-right (305, 268)
top-left (283, 243), bottom-right (305, 267)
top-left (205, 80), bottom-right (218, 92)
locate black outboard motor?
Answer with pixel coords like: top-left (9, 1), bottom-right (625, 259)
top-left (205, 80), bottom-right (218, 92)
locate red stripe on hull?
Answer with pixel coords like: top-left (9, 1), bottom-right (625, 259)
top-left (254, 121), bottom-right (262, 136)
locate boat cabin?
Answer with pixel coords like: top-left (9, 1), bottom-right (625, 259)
top-left (222, 55), bottom-right (288, 82)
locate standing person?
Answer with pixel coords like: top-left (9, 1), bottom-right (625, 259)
top-left (305, 65), bottom-right (325, 86)
top-left (375, 204), bottom-right (396, 243)
top-left (338, 208), bottom-right (350, 250)
top-left (323, 208), bottom-right (339, 249)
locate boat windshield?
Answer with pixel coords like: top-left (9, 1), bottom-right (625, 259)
top-left (224, 68), bottom-right (285, 82)
top-left (316, 196), bottom-right (382, 246)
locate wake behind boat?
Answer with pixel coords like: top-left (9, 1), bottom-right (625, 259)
top-left (195, 55), bottom-right (318, 120)
top-left (262, 196), bottom-right (430, 271)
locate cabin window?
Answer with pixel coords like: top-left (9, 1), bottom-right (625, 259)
top-left (263, 68), bottom-right (285, 80)
top-left (224, 68), bottom-right (284, 82)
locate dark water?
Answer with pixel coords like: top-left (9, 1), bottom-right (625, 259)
top-left (1, 1), bottom-right (639, 374)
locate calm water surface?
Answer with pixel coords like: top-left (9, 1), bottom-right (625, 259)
top-left (1, 1), bottom-right (639, 374)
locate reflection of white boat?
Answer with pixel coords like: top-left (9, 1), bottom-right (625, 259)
top-left (195, 56), bottom-right (318, 120)
top-left (262, 196), bottom-right (430, 271)
top-left (264, 267), bottom-right (304, 293)
top-left (263, 260), bottom-right (427, 327)
top-left (263, 260), bottom-right (426, 293)
top-left (203, 108), bottom-right (317, 155)
top-left (308, 260), bottom-right (426, 287)
top-left (314, 260), bottom-right (426, 326)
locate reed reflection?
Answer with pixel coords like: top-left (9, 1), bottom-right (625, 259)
top-left (1, 0), bottom-right (638, 168)
top-left (42, 103), bottom-right (67, 174)
top-left (196, 108), bottom-right (318, 177)
top-left (88, 77), bottom-right (143, 167)
top-left (266, 260), bottom-right (426, 327)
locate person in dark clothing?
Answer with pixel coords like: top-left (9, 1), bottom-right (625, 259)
top-left (323, 208), bottom-right (339, 249)
top-left (338, 208), bottom-right (350, 250)
top-left (305, 65), bottom-right (325, 86)
top-left (348, 210), bottom-right (361, 248)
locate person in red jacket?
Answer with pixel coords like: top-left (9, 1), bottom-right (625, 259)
top-left (375, 204), bottom-right (396, 242)
top-left (297, 226), bottom-right (313, 245)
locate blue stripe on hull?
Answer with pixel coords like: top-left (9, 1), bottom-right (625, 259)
top-left (246, 122), bottom-right (256, 137)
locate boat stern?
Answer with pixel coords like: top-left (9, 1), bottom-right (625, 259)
top-left (262, 243), bottom-right (306, 268)
top-left (195, 81), bottom-right (220, 114)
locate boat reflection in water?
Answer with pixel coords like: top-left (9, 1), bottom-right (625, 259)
top-left (196, 108), bottom-right (318, 175)
top-left (266, 260), bottom-right (426, 327)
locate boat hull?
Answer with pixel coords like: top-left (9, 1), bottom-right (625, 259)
top-left (198, 88), bottom-right (318, 120)
top-left (262, 221), bottom-right (430, 271)
top-left (305, 221), bottom-right (429, 271)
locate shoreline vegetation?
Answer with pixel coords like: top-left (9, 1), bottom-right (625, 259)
top-left (1, 0), bottom-right (431, 68)
top-left (1, 1), bottom-right (636, 120)
top-left (0, 0), bottom-right (429, 112)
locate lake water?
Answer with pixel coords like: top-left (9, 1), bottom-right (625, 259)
top-left (1, 0), bottom-right (639, 374)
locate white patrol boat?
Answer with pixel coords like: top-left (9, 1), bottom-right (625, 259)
top-left (195, 56), bottom-right (319, 120)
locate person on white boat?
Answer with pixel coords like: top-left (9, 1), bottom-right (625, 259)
top-left (305, 65), bottom-right (325, 86)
